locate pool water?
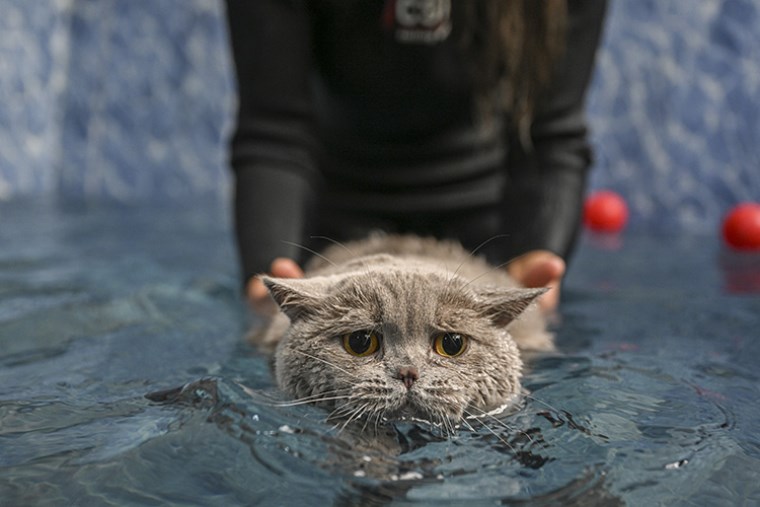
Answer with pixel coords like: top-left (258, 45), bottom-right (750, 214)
top-left (1, 200), bottom-right (759, 506)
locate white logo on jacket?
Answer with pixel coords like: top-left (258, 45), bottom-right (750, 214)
top-left (387, 0), bottom-right (451, 44)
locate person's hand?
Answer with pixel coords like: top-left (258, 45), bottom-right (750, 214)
top-left (506, 250), bottom-right (565, 313)
top-left (247, 258), bottom-right (304, 316)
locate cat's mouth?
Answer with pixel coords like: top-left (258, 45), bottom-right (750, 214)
top-left (383, 405), bottom-right (427, 422)
top-left (377, 388), bottom-right (522, 426)
top-left (379, 392), bottom-right (458, 426)
top-left (381, 407), bottom-right (442, 426)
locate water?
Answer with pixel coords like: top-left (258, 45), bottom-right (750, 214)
top-left (1, 200), bottom-right (759, 506)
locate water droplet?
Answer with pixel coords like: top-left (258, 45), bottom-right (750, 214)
top-left (398, 471), bottom-right (423, 481)
top-left (665, 459), bottom-right (688, 470)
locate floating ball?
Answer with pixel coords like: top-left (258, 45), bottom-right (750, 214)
top-left (584, 190), bottom-right (628, 232)
top-left (722, 203), bottom-right (760, 250)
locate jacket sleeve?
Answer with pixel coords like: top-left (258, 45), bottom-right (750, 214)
top-left (225, 0), bottom-right (318, 285)
top-left (501, 0), bottom-right (607, 262)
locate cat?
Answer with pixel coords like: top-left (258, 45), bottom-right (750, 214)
top-left (253, 234), bottom-right (553, 431)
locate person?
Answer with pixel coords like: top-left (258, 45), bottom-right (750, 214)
top-left (225, 0), bottom-right (607, 315)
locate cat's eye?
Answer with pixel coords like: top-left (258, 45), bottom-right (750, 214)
top-left (433, 332), bottom-right (468, 358)
top-left (342, 330), bottom-right (381, 357)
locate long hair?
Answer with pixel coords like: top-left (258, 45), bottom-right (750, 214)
top-left (460, 0), bottom-right (567, 140)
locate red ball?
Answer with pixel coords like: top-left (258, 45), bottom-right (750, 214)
top-left (722, 203), bottom-right (760, 250)
top-left (584, 190), bottom-right (629, 232)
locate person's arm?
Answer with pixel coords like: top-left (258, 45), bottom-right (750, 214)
top-left (502, 0), bottom-right (608, 262)
top-left (225, 0), bottom-right (318, 286)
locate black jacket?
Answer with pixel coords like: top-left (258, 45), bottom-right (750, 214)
top-left (226, 0), bottom-right (607, 284)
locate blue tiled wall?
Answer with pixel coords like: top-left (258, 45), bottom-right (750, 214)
top-left (588, 0), bottom-right (760, 232)
top-left (1, 0), bottom-right (759, 233)
top-left (0, 0), bottom-right (234, 202)
top-left (0, 0), bottom-right (65, 197)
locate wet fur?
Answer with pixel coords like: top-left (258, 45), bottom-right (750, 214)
top-left (254, 234), bottom-right (553, 429)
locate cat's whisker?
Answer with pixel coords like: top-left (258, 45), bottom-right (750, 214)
top-left (463, 408), bottom-right (519, 454)
top-left (440, 234), bottom-right (511, 308)
top-left (272, 393), bottom-right (351, 408)
top-left (360, 405), bottom-right (377, 434)
top-left (326, 407), bottom-right (355, 432)
top-left (523, 393), bottom-right (563, 415)
top-left (373, 406), bottom-right (385, 434)
top-left (437, 409), bottom-right (457, 439)
top-left (478, 414), bottom-right (523, 439)
top-left (260, 386), bottom-right (348, 405)
top-left (309, 235), bottom-right (357, 258)
top-left (240, 386), bottom-right (349, 410)
top-left (285, 387), bottom-right (348, 401)
top-left (461, 251), bottom-right (534, 291)
top-left (449, 417), bottom-right (462, 438)
top-left (513, 395), bottom-right (579, 456)
top-left (335, 402), bottom-right (373, 434)
top-left (325, 398), bottom-right (356, 418)
top-left (338, 406), bottom-right (363, 430)
top-left (459, 415), bottom-right (478, 435)
top-left (448, 413), bottom-right (460, 437)
top-left (476, 234), bottom-right (510, 254)
top-left (455, 234), bottom-right (511, 279)
top-left (462, 261), bottom-right (512, 290)
top-left (236, 386), bottom-right (283, 404)
top-left (325, 404), bottom-right (359, 432)
top-left (281, 240), bottom-right (338, 268)
top-left (326, 397), bottom-right (369, 424)
top-left (465, 405), bottom-right (537, 447)
top-left (291, 349), bottom-right (360, 379)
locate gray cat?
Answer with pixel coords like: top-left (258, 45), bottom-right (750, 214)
top-left (254, 234), bottom-right (553, 431)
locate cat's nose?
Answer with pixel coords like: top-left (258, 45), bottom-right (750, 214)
top-left (397, 366), bottom-right (419, 389)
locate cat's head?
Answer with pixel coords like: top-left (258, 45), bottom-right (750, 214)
top-left (263, 263), bottom-right (545, 428)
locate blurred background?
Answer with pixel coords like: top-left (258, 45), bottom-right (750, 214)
top-left (1, 0), bottom-right (759, 234)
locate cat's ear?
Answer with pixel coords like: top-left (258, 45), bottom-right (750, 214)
top-left (476, 287), bottom-right (548, 326)
top-left (261, 276), bottom-right (327, 321)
